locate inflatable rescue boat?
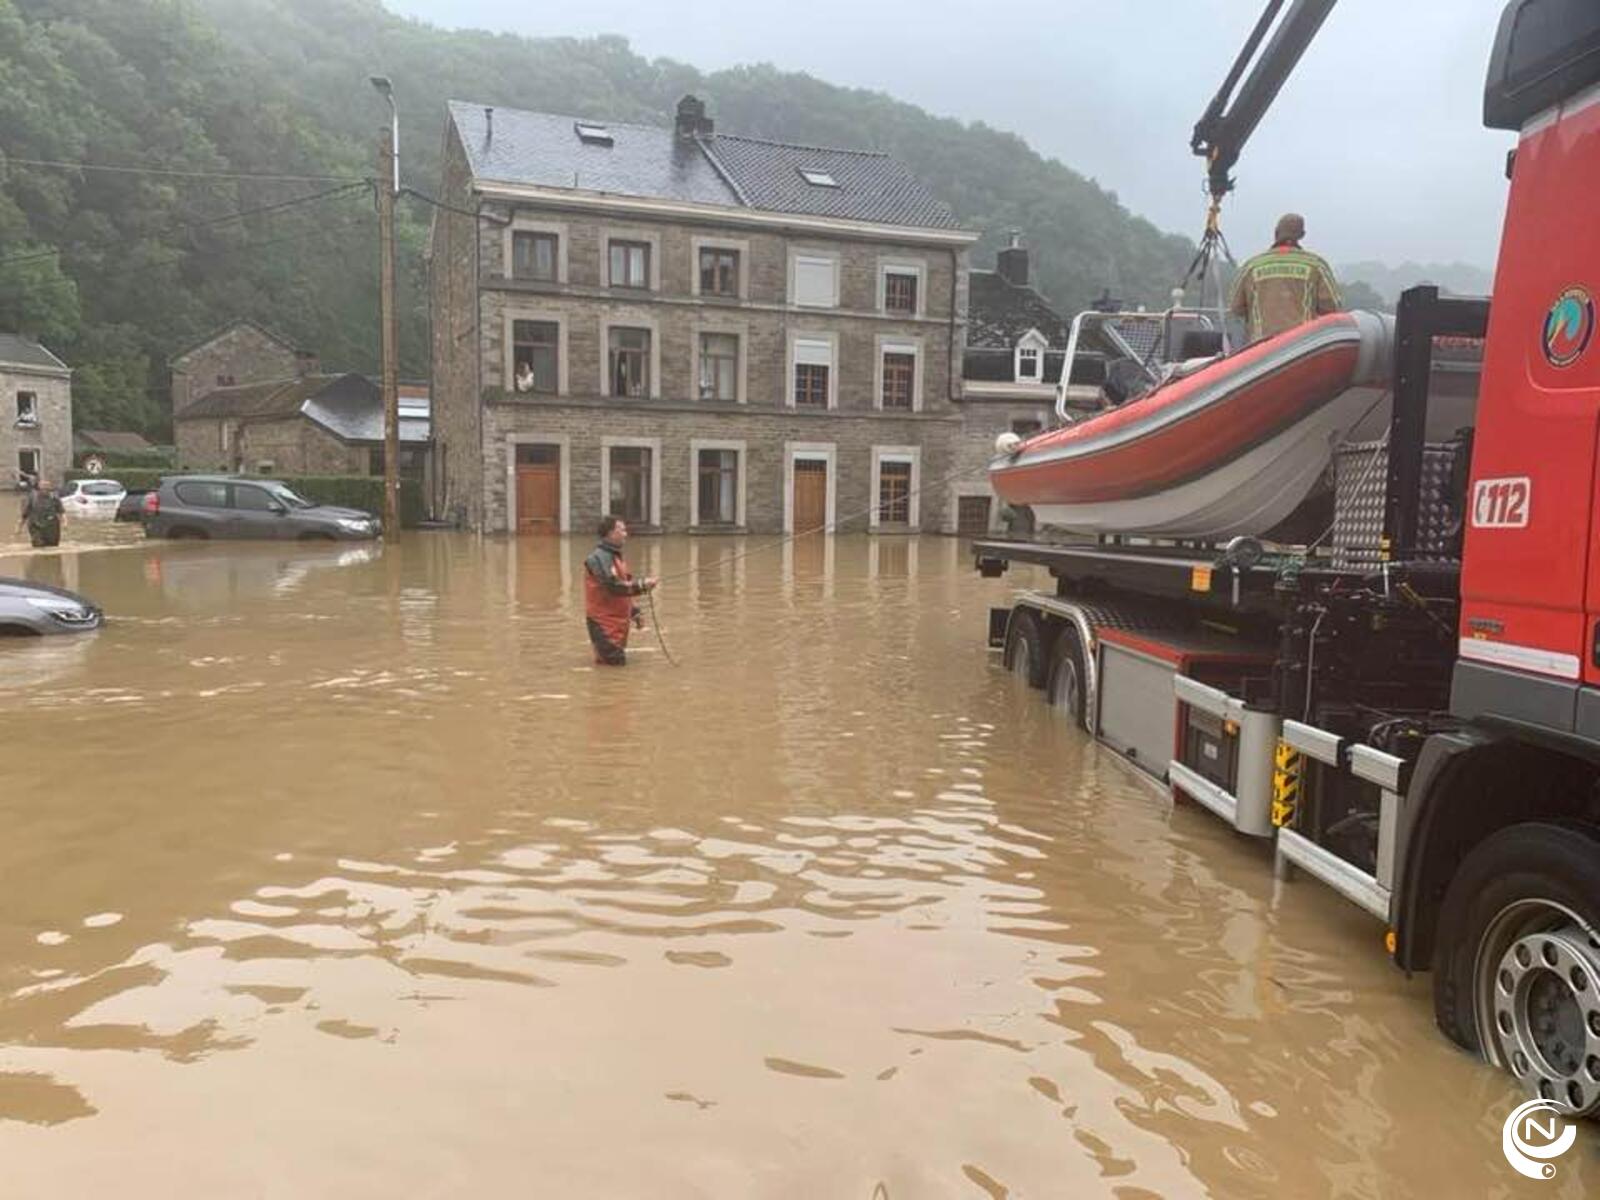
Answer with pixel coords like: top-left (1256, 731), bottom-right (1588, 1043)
top-left (989, 310), bottom-right (1395, 541)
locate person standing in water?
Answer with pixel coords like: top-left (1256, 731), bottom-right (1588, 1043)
top-left (584, 515), bottom-right (657, 666)
top-left (16, 477), bottom-right (65, 548)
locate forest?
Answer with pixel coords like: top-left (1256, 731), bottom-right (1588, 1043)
top-left (0, 0), bottom-right (1218, 436)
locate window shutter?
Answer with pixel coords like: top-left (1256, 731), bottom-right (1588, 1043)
top-left (793, 257), bottom-right (836, 307)
top-left (794, 338), bottom-right (833, 367)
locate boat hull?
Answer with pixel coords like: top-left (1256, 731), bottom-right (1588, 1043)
top-left (990, 311), bottom-right (1395, 541)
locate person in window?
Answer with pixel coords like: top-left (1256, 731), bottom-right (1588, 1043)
top-left (583, 515), bottom-right (658, 666)
top-left (514, 360), bottom-right (536, 393)
top-left (1229, 213), bottom-right (1342, 342)
top-left (16, 477), bottom-right (65, 548)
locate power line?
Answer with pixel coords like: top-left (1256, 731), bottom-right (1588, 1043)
top-left (1, 155), bottom-right (365, 185)
top-left (0, 181), bottom-right (372, 269)
top-left (401, 186), bottom-right (509, 226)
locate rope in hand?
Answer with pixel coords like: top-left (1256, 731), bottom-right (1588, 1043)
top-left (644, 586), bottom-right (677, 668)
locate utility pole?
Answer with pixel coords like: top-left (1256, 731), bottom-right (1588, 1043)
top-left (376, 130), bottom-right (400, 539)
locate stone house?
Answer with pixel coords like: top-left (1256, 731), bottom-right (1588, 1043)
top-left (955, 236), bottom-right (1130, 534)
top-left (1, 333), bottom-right (72, 488)
top-left (428, 95), bottom-right (979, 536)
top-left (174, 372), bottom-right (429, 476)
top-left (169, 319), bottom-right (318, 419)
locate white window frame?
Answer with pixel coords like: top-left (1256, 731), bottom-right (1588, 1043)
top-left (504, 433), bottom-right (572, 534)
top-left (877, 258), bottom-right (926, 317)
top-left (691, 320), bottom-right (747, 405)
top-left (788, 249), bottom-right (840, 309)
top-left (691, 236), bottom-right (750, 300)
top-left (599, 315), bottom-right (661, 400)
top-left (17, 446), bottom-right (41, 479)
top-left (870, 445), bottom-right (921, 530)
top-left (787, 332), bottom-right (838, 410)
top-left (1015, 328), bottom-right (1048, 382)
top-left (15, 390), bottom-right (38, 425)
top-left (783, 441), bottom-right (837, 534)
top-left (874, 336), bottom-right (924, 413)
top-left (688, 438), bottom-right (747, 529)
top-left (600, 435), bottom-right (663, 527)
top-left (504, 310), bottom-right (568, 396)
top-left (503, 217), bottom-right (569, 283)
top-left (602, 228), bottom-right (662, 291)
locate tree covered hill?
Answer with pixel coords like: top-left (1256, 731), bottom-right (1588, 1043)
top-left (0, 0), bottom-right (1199, 436)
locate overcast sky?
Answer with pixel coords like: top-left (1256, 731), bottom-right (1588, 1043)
top-left (385, 0), bottom-right (1511, 270)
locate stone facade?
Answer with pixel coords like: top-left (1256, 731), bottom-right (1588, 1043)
top-left (2, 345), bottom-right (73, 488)
top-left (429, 112), bottom-right (982, 536)
top-left (169, 320), bottom-right (303, 417)
top-left (176, 415), bottom-right (366, 476)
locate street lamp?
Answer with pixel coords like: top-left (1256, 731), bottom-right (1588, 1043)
top-left (370, 75), bottom-right (398, 195)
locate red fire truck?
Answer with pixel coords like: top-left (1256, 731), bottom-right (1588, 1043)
top-left (977, 0), bottom-right (1600, 1113)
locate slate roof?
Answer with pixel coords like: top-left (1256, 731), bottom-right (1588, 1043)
top-left (707, 134), bottom-right (959, 229)
top-left (179, 375), bottom-right (330, 420)
top-left (449, 101), bottom-right (962, 232)
top-left (177, 373), bottom-right (428, 444)
top-left (966, 271), bottom-right (1073, 349)
top-left (0, 333), bottom-right (69, 373)
top-left (303, 383), bottom-right (429, 445)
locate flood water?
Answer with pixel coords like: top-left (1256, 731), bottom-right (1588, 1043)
top-left (1, 504), bottom-right (1594, 1197)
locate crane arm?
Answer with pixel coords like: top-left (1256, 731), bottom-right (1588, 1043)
top-left (1190, 0), bottom-right (1339, 202)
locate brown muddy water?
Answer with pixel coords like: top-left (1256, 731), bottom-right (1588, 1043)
top-left (0, 502), bottom-right (1594, 1197)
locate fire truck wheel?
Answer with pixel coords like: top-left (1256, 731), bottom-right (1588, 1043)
top-left (1003, 610), bottom-right (1050, 689)
top-left (1048, 629), bottom-right (1088, 729)
top-left (1431, 821), bottom-right (1600, 1116)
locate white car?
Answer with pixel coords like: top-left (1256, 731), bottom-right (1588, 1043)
top-left (59, 478), bottom-right (127, 517)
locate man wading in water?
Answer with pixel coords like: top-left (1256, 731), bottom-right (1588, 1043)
top-left (584, 515), bottom-right (658, 666)
top-left (16, 477), bottom-right (65, 549)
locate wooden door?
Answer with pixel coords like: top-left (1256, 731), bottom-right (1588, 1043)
top-left (515, 451), bottom-right (560, 535)
top-left (957, 495), bottom-right (992, 536)
top-left (793, 459), bottom-right (828, 534)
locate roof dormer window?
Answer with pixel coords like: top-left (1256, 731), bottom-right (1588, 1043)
top-left (798, 168), bottom-right (839, 188)
top-left (1015, 328), bottom-right (1048, 383)
top-left (575, 122), bottom-right (614, 146)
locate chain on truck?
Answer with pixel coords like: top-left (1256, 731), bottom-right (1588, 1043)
top-left (976, 0), bottom-right (1600, 1116)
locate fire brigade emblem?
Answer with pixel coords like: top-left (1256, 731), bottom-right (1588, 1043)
top-left (1543, 286), bottom-right (1594, 367)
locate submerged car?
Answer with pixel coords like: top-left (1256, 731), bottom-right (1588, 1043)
top-left (0, 577), bottom-right (103, 635)
top-left (143, 476), bottom-right (380, 541)
top-left (60, 478), bottom-right (127, 517)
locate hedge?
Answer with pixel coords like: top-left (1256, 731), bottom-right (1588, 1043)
top-left (75, 446), bottom-right (177, 470)
top-left (63, 469), bottom-right (424, 528)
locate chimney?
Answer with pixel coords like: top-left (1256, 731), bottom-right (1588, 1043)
top-left (293, 349), bottom-right (321, 378)
top-left (484, 106), bottom-right (494, 145)
top-left (997, 231), bottom-right (1029, 287)
top-left (674, 94), bottom-right (713, 141)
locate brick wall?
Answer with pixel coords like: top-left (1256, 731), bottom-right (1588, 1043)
top-left (170, 324), bottom-right (298, 417)
top-left (1, 368), bottom-right (72, 485)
